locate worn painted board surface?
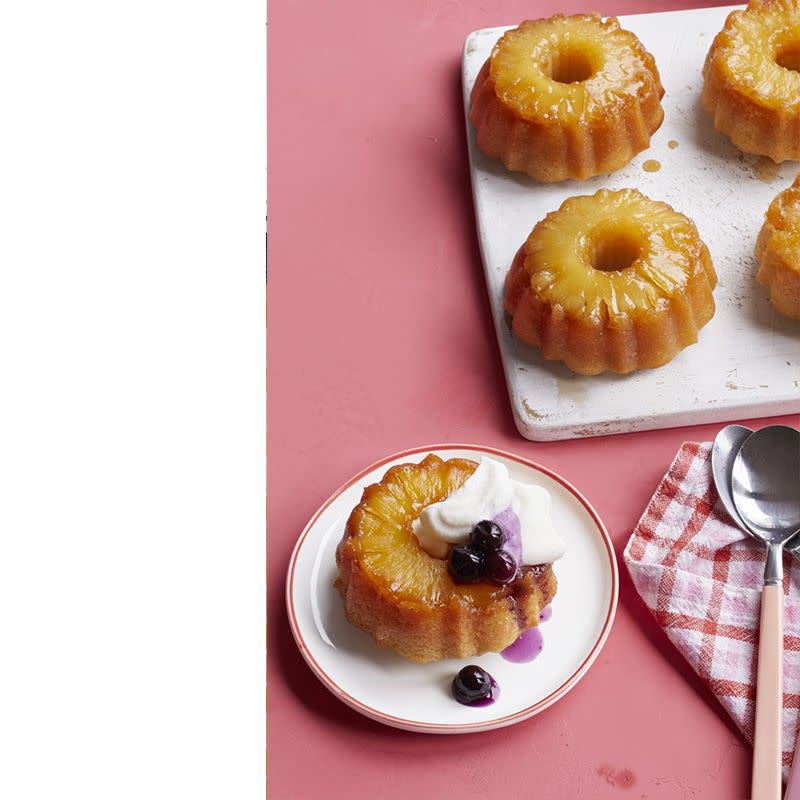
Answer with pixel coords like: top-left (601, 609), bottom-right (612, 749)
top-left (462, 4), bottom-right (800, 441)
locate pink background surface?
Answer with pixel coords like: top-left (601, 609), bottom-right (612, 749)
top-left (268, 1), bottom-right (798, 797)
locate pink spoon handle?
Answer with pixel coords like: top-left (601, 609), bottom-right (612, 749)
top-left (752, 584), bottom-right (784, 800)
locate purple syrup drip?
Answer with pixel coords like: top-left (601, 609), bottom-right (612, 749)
top-left (493, 506), bottom-right (522, 564)
top-left (469, 675), bottom-right (499, 706)
top-left (501, 606), bottom-right (551, 662)
top-left (500, 606), bottom-right (553, 664)
top-left (501, 626), bottom-right (544, 663)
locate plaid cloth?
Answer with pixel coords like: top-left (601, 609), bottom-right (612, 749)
top-left (623, 441), bottom-right (800, 781)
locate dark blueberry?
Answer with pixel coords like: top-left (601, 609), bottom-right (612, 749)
top-left (484, 549), bottom-right (518, 585)
top-left (448, 545), bottom-right (484, 583)
top-left (452, 665), bottom-right (492, 705)
top-left (470, 520), bottom-right (505, 552)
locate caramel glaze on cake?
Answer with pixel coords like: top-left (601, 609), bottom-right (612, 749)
top-left (335, 455), bottom-right (556, 664)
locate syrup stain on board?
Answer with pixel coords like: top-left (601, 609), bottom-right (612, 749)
top-left (642, 159), bottom-right (661, 172)
top-left (753, 155), bottom-right (779, 183)
top-left (557, 376), bottom-right (589, 404)
top-left (668, 139), bottom-right (679, 149)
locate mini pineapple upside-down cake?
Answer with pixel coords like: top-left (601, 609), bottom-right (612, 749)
top-left (334, 455), bottom-right (565, 663)
top-left (757, 173), bottom-right (800, 319)
top-left (702, 0), bottom-right (800, 162)
top-left (504, 188), bottom-right (717, 376)
top-left (469, 13), bottom-right (664, 182)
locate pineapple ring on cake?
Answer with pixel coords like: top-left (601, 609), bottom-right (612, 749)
top-left (469, 14), bottom-right (664, 182)
top-left (756, 173), bottom-right (800, 319)
top-left (504, 188), bottom-right (717, 376)
top-left (335, 455), bottom-right (557, 664)
top-left (702, 0), bottom-right (800, 162)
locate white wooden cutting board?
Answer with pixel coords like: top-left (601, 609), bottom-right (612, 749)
top-left (462, 4), bottom-right (799, 441)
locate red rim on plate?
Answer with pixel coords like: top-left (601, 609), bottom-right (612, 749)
top-left (285, 444), bottom-right (619, 733)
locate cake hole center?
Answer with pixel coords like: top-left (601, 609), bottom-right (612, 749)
top-left (590, 231), bottom-right (641, 272)
top-left (776, 40), bottom-right (800, 73)
top-left (546, 47), bottom-right (596, 84)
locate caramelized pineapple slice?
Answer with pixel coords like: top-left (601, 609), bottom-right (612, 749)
top-left (343, 456), bottom-right (501, 606)
top-left (702, 0), bottom-right (800, 161)
top-left (491, 15), bottom-right (657, 124)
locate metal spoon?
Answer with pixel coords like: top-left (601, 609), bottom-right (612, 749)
top-left (713, 425), bottom-right (800, 554)
top-left (732, 425), bottom-right (800, 800)
top-left (712, 424), bottom-right (753, 533)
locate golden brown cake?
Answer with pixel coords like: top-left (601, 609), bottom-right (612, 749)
top-left (469, 14), bottom-right (664, 182)
top-left (756, 173), bottom-right (800, 319)
top-left (702, 0), bottom-right (800, 162)
top-left (504, 188), bottom-right (717, 376)
top-left (335, 455), bottom-right (556, 664)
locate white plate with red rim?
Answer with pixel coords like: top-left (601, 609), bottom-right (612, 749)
top-left (286, 444), bottom-right (618, 733)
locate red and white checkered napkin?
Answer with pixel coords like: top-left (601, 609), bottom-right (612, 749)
top-left (623, 441), bottom-right (800, 780)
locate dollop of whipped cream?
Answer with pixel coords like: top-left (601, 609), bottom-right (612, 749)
top-left (411, 457), bottom-right (565, 565)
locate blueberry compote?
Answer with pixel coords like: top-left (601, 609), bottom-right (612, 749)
top-left (452, 665), bottom-right (499, 706)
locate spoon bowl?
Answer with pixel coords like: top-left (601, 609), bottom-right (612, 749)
top-left (732, 425), bottom-right (800, 545)
top-left (711, 424), bottom-right (753, 534)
